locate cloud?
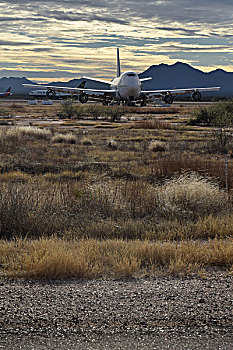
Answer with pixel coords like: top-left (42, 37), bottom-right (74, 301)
top-left (0, 0), bottom-right (233, 80)
top-left (0, 39), bottom-right (34, 46)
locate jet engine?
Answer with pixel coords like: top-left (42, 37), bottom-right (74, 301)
top-left (164, 94), bottom-right (173, 104)
top-left (79, 92), bottom-right (88, 103)
top-left (192, 91), bottom-right (201, 102)
top-left (46, 89), bottom-right (56, 100)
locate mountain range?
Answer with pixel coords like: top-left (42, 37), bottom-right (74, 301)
top-left (0, 62), bottom-right (233, 96)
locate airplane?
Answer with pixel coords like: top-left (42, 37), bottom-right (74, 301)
top-left (0, 87), bottom-right (12, 98)
top-left (23, 49), bottom-right (220, 106)
top-left (29, 89), bottom-right (78, 99)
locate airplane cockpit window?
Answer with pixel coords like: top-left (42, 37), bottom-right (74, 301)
top-left (127, 73), bottom-right (136, 77)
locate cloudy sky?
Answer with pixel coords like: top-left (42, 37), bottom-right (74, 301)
top-left (1, 0), bottom-right (233, 82)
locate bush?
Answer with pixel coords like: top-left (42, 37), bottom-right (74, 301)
top-left (105, 106), bottom-right (125, 122)
top-left (148, 140), bottom-right (166, 152)
top-left (156, 172), bottom-right (228, 221)
top-left (57, 99), bottom-right (77, 118)
top-left (0, 181), bottom-right (75, 238)
top-left (85, 104), bottom-right (105, 120)
top-left (108, 139), bottom-right (118, 149)
top-left (189, 100), bottom-right (233, 127)
top-left (51, 133), bottom-right (77, 144)
top-left (0, 126), bottom-right (51, 144)
top-left (81, 137), bottom-right (92, 145)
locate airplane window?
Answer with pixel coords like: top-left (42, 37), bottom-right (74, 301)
top-left (127, 73), bottom-right (136, 77)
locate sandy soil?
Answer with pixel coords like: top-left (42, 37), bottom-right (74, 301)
top-left (0, 272), bottom-right (232, 349)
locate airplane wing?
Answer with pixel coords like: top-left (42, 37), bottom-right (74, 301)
top-left (82, 76), bottom-right (111, 85)
top-left (23, 84), bottom-right (116, 94)
top-left (142, 86), bottom-right (220, 96)
top-left (140, 77), bottom-right (152, 82)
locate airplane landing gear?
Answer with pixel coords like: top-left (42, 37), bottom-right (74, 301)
top-left (140, 95), bottom-right (147, 107)
top-left (164, 94), bottom-right (173, 105)
top-left (102, 94), bottom-right (108, 106)
top-left (127, 100), bottom-right (136, 106)
top-left (192, 91), bottom-right (201, 102)
top-left (79, 92), bottom-right (88, 103)
top-left (46, 89), bottom-right (56, 100)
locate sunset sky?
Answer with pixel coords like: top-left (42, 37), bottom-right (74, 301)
top-left (1, 0), bottom-right (233, 82)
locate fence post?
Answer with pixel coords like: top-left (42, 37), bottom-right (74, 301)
top-left (225, 155), bottom-right (228, 193)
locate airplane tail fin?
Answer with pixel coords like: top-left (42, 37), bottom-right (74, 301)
top-left (77, 80), bottom-right (86, 89)
top-left (6, 87), bottom-right (11, 92)
top-left (117, 48), bottom-right (121, 77)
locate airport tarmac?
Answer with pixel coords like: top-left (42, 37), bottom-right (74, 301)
top-left (0, 99), bottom-right (217, 108)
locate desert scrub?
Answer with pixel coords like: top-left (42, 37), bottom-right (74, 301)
top-left (0, 126), bottom-right (51, 144)
top-left (57, 99), bottom-right (78, 118)
top-left (148, 140), bottom-right (166, 152)
top-left (0, 171), bottom-right (31, 182)
top-left (189, 99), bottom-right (233, 127)
top-left (85, 104), bottom-right (106, 120)
top-left (0, 181), bottom-right (78, 238)
top-left (0, 238), bottom-right (232, 279)
top-left (156, 172), bottom-right (229, 221)
top-left (107, 139), bottom-right (118, 149)
top-left (51, 132), bottom-right (77, 144)
top-left (0, 174), bottom-right (231, 241)
top-left (81, 136), bottom-right (92, 145)
top-left (133, 119), bottom-right (171, 130)
top-left (0, 106), bottom-right (10, 116)
top-left (105, 106), bottom-right (126, 122)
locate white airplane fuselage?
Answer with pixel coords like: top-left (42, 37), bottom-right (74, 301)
top-left (110, 71), bottom-right (141, 101)
top-left (29, 89), bottom-right (71, 98)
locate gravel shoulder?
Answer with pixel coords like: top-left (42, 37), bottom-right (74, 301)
top-left (0, 272), bottom-right (232, 349)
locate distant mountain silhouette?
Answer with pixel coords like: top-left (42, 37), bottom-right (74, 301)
top-left (1, 62), bottom-right (233, 96)
top-left (139, 62), bottom-right (233, 96)
top-left (0, 77), bottom-right (34, 94)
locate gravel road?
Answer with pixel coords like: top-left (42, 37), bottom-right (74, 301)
top-left (0, 272), bottom-right (232, 349)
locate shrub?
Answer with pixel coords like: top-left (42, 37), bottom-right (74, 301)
top-left (148, 140), bottom-right (166, 152)
top-left (57, 99), bottom-right (77, 118)
top-left (51, 133), bottom-right (77, 144)
top-left (156, 172), bottom-right (228, 221)
top-left (0, 181), bottom-right (77, 238)
top-left (108, 139), bottom-right (118, 149)
top-left (85, 104), bottom-right (105, 120)
top-left (81, 136), bottom-right (92, 145)
top-left (0, 126), bottom-right (51, 144)
top-left (105, 106), bottom-right (125, 122)
top-left (189, 100), bottom-right (233, 127)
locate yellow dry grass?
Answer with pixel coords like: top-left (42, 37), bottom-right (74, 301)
top-left (0, 238), bottom-right (232, 279)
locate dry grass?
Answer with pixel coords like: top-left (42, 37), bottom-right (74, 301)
top-left (51, 133), bottom-right (77, 144)
top-left (108, 139), bottom-right (118, 149)
top-left (0, 174), bottom-right (231, 241)
top-left (81, 136), bottom-right (93, 145)
top-left (132, 119), bottom-right (172, 129)
top-left (0, 126), bottom-right (51, 144)
top-left (1, 105), bottom-right (233, 279)
top-left (0, 171), bottom-right (31, 182)
top-left (156, 172), bottom-right (228, 220)
top-left (0, 238), bottom-right (232, 279)
top-left (148, 140), bottom-right (166, 152)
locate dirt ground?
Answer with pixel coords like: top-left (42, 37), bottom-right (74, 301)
top-left (0, 272), bottom-right (232, 350)
top-left (0, 100), bottom-right (209, 130)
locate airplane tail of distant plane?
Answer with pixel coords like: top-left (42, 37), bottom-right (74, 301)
top-left (117, 48), bottom-right (121, 77)
top-left (77, 80), bottom-right (86, 88)
top-left (0, 87), bottom-right (11, 98)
